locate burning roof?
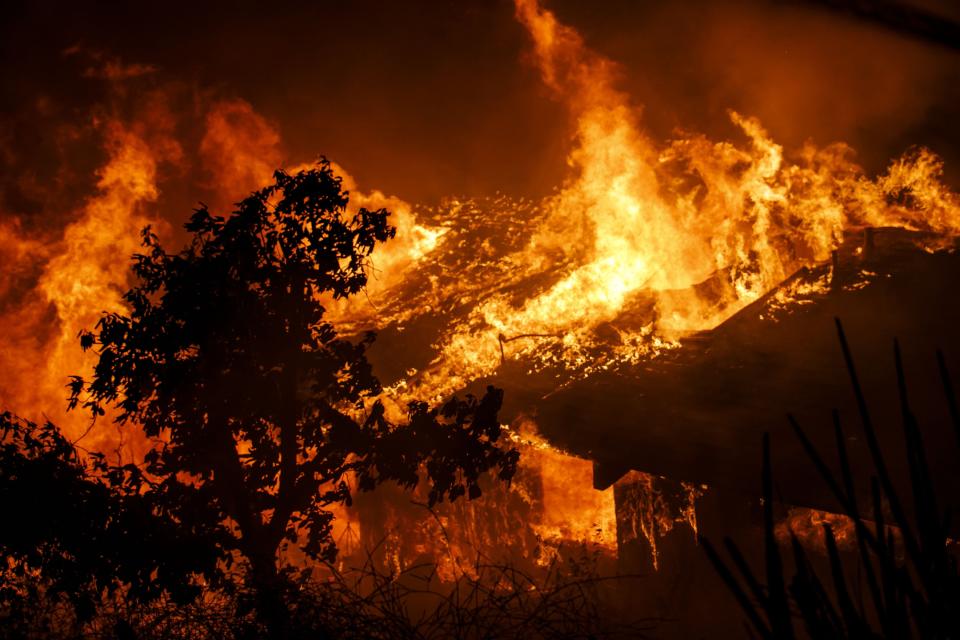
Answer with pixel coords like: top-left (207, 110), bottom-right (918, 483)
top-left (536, 227), bottom-right (960, 513)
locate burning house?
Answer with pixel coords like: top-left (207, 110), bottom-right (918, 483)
top-left (1, 0), bottom-right (959, 636)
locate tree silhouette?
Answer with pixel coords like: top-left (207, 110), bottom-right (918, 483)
top-left (0, 411), bottom-right (225, 634)
top-left (68, 161), bottom-right (519, 634)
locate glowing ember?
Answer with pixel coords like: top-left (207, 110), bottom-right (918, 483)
top-left (775, 507), bottom-right (861, 554)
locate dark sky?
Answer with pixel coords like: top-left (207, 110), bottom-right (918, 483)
top-left (2, 0), bottom-right (959, 210)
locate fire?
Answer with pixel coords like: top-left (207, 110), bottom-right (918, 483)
top-left (346, 421), bottom-right (619, 582)
top-left (317, 166), bottom-right (447, 333)
top-left (0, 117), bottom-right (177, 456)
top-left (775, 507), bottom-right (861, 554)
top-left (512, 422), bottom-right (617, 562)
top-left (194, 99), bottom-right (448, 336)
top-left (2, 0), bottom-right (959, 582)
top-left (371, 0), bottom-right (960, 411)
top-left (339, 422), bottom-right (704, 577)
top-left (614, 471), bottom-right (703, 570)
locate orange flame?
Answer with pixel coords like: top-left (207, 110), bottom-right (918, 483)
top-left (372, 0), bottom-right (960, 410)
top-left (614, 471), bottom-right (703, 570)
top-left (1, 118), bottom-right (177, 457)
top-left (347, 421), bottom-right (618, 581)
top-left (199, 99), bottom-right (284, 205)
top-left (775, 507), bottom-right (860, 554)
top-left (4, 2), bottom-right (959, 579)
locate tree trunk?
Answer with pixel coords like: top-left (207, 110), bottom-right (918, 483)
top-left (249, 548), bottom-right (290, 639)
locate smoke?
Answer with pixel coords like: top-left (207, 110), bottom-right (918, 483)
top-left (547, 0), bottom-right (960, 180)
top-left (199, 99), bottom-right (284, 206)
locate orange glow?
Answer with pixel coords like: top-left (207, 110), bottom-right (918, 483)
top-left (357, 0), bottom-right (960, 415)
top-left (1, 119), bottom-right (176, 457)
top-left (346, 421), bottom-right (620, 581)
top-left (317, 162), bottom-right (447, 333)
top-left (513, 421), bottom-right (617, 563)
top-left (2, 0), bottom-right (959, 583)
top-left (775, 507), bottom-right (860, 554)
top-left (614, 471), bottom-right (703, 570)
top-left (199, 99), bottom-right (284, 204)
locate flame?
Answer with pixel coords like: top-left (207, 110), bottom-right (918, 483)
top-left (513, 421), bottom-right (617, 562)
top-left (195, 99), bottom-right (447, 335)
top-left (614, 471), bottom-right (703, 570)
top-left (349, 0), bottom-right (959, 571)
top-left (199, 99), bottom-right (284, 204)
top-left (318, 164), bottom-right (447, 332)
top-left (775, 507), bottom-right (860, 554)
top-left (370, 0), bottom-right (960, 410)
top-left (349, 421), bottom-right (618, 581)
top-left (4, 0), bottom-right (959, 581)
top-left (0, 118), bottom-right (177, 456)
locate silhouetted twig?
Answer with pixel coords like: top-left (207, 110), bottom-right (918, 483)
top-left (705, 319), bottom-right (960, 638)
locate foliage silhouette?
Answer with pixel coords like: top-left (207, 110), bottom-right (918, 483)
top-left (704, 319), bottom-right (960, 638)
top-left (66, 161), bottom-right (519, 634)
top-left (3, 541), bottom-right (654, 640)
top-left (0, 411), bottom-right (225, 636)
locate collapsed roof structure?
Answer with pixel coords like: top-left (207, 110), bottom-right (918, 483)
top-left (531, 228), bottom-right (960, 518)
